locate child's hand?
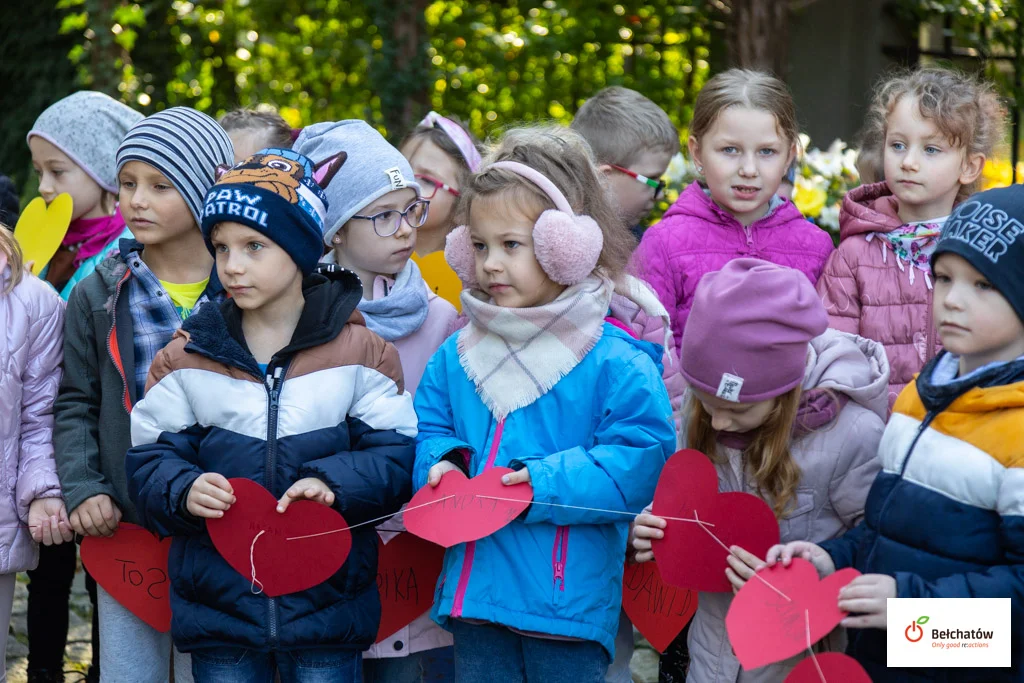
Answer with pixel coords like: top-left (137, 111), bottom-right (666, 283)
top-left (765, 541), bottom-right (836, 577)
top-left (186, 473), bottom-right (236, 519)
top-left (28, 498), bottom-right (74, 546)
top-left (426, 460), bottom-right (461, 488)
top-left (278, 478), bottom-right (335, 513)
top-left (725, 546), bottom-right (766, 593)
top-left (502, 468), bottom-right (531, 486)
top-left (838, 574), bottom-right (896, 629)
top-left (631, 512), bottom-right (667, 563)
top-left (69, 494), bottom-right (122, 537)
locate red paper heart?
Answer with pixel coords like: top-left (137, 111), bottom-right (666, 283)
top-left (725, 559), bottom-right (861, 671)
top-left (784, 652), bottom-right (872, 683)
top-left (622, 561), bottom-right (698, 653)
top-left (206, 478), bottom-right (352, 597)
top-left (651, 449), bottom-right (780, 592)
top-left (81, 523), bottom-right (172, 632)
top-left (375, 533), bottom-right (446, 642)
top-left (403, 468), bottom-right (533, 548)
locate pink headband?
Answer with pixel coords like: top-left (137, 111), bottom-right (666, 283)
top-left (488, 161), bottom-right (573, 213)
top-left (420, 111), bottom-right (482, 172)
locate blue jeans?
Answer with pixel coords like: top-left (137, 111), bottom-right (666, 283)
top-left (363, 647), bottom-right (455, 683)
top-left (449, 621), bottom-right (608, 683)
top-left (190, 647), bottom-right (361, 683)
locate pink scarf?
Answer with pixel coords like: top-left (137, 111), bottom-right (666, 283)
top-left (63, 208), bottom-right (126, 268)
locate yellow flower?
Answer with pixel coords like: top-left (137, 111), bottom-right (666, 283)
top-left (981, 158), bottom-right (1024, 190)
top-left (792, 175), bottom-right (828, 218)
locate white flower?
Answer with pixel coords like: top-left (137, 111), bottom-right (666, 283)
top-left (665, 152), bottom-right (689, 184)
top-left (818, 204), bottom-right (841, 231)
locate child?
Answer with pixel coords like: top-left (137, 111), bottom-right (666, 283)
top-left (571, 86), bottom-right (679, 239)
top-left (634, 69), bottom-right (835, 347)
top-left (297, 120), bottom-right (458, 681)
top-left (0, 227), bottom-right (74, 679)
top-left (297, 119), bottom-right (457, 395)
top-left (53, 107), bottom-right (234, 683)
top-left (27, 90), bottom-right (143, 298)
top-left (816, 68), bottom-right (1005, 410)
top-left (414, 125), bottom-right (676, 682)
top-left (400, 111), bottom-right (482, 312)
top-left (631, 259), bottom-right (889, 682)
top-left (219, 107), bottom-right (295, 162)
top-left (767, 185), bottom-right (1024, 682)
top-left (125, 149), bottom-right (417, 683)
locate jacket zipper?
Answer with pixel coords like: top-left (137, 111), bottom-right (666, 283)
top-left (264, 364), bottom-right (285, 645)
top-left (105, 268), bottom-right (134, 413)
top-left (925, 291), bottom-right (937, 362)
top-left (552, 526), bottom-right (569, 591)
top-left (451, 418), bottom-right (505, 617)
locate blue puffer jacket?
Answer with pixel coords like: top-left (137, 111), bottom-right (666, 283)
top-left (413, 323), bottom-right (676, 658)
top-left (126, 269), bottom-right (418, 653)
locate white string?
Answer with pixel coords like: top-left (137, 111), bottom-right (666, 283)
top-left (806, 609), bottom-right (827, 682)
top-left (474, 495), bottom-right (714, 527)
top-left (284, 496), bottom-right (456, 541)
top-left (250, 530), bottom-right (265, 595)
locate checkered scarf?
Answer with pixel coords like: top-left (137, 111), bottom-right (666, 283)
top-left (458, 274), bottom-right (614, 419)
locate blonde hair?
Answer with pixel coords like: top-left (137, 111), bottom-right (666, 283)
top-left (688, 386), bottom-right (803, 519)
top-left (571, 87), bottom-right (680, 167)
top-left (0, 225), bottom-right (24, 293)
top-left (689, 69), bottom-right (800, 148)
top-left (401, 113), bottom-right (482, 187)
top-left (219, 108), bottom-right (294, 149)
top-left (458, 125), bottom-right (635, 282)
top-left (865, 67), bottom-right (1007, 199)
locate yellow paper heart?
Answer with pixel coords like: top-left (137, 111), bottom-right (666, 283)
top-left (412, 250), bottom-right (463, 312)
top-left (13, 194), bottom-right (73, 276)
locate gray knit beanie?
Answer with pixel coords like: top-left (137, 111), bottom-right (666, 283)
top-left (27, 91), bottom-right (143, 194)
top-left (116, 107), bottom-right (234, 226)
top-left (294, 120), bottom-right (420, 245)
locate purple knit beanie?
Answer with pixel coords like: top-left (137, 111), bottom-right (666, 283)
top-left (681, 259), bottom-right (828, 403)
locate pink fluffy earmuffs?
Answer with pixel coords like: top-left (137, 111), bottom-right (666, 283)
top-left (444, 160), bottom-right (604, 287)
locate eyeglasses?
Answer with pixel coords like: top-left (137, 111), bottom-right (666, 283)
top-left (352, 198), bottom-right (430, 237)
top-left (608, 164), bottom-right (667, 198)
top-left (415, 173), bottom-right (460, 199)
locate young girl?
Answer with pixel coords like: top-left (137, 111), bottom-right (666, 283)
top-left (634, 69), bottom-right (834, 347)
top-left (816, 67), bottom-right (1005, 410)
top-left (414, 125), bottom-right (676, 682)
top-left (631, 259), bottom-right (889, 682)
top-left (219, 107), bottom-right (296, 163)
top-left (27, 91), bottom-right (143, 298)
top-left (400, 111), bottom-right (482, 312)
top-left (0, 228), bottom-right (74, 682)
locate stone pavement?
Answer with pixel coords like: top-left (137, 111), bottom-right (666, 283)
top-left (6, 569), bottom-right (93, 683)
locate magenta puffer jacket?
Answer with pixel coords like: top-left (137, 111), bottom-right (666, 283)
top-left (0, 259), bottom-right (65, 574)
top-left (815, 182), bottom-right (943, 411)
top-left (634, 182), bottom-right (835, 348)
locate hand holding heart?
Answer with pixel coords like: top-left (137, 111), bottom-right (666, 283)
top-left (766, 540), bottom-right (837, 578)
top-left (277, 478), bottom-right (335, 512)
top-left (186, 473), bottom-right (236, 519)
top-left (724, 546), bottom-right (766, 593)
top-left (630, 510), bottom-right (665, 564)
top-left (836, 574), bottom-right (896, 629)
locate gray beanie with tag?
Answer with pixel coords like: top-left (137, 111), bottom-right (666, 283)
top-left (27, 91), bottom-right (144, 194)
top-left (294, 120), bottom-right (421, 245)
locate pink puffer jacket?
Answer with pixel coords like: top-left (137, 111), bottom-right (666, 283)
top-left (0, 259), bottom-right (65, 574)
top-left (815, 182), bottom-right (943, 411)
top-left (634, 182), bottom-right (835, 347)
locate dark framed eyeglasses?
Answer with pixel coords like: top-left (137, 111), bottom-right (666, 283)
top-left (352, 198), bottom-right (430, 237)
top-left (608, 164), bottom-right (667, 197)
top-left (415, 173), bottom-right (460, 199)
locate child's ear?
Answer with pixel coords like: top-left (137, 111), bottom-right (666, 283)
top-left (687, 136), bottom-right (703, 172)
top-left (314, 152), bottom-right (347, 189)
top-left (960, 152), bottom-right (986, 187)
top-left (214, 164), bottom-right (233, 181)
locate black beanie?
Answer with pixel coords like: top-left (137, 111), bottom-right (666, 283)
top-left (932, 185), bottom-right (1024, 324)
top-left (0, 174), bottom-right (19, 228)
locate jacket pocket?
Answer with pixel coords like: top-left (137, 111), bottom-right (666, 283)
top-left (552, 526), bottom-right (569, 600)
top-left (780, 489), bottom-right (816, 542)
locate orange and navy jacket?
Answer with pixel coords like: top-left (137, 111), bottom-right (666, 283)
top-left (125, 268), bottom-right (417, 653)
top-left (821, 351), bottom-right (1024, 682)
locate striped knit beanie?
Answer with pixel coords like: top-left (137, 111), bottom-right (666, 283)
top-left (116, 107), bottom-right (234, 226)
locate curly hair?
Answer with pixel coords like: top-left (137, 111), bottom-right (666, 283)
top-left (863, 67), bottom-right (1007, 199)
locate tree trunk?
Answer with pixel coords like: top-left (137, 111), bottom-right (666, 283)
top-left (380, 0), bottom-right (431, 139)
top-left (727, 0), bottom-right (790, 78)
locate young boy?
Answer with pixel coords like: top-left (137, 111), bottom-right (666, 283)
top-left (570, 86), bottom-right (679, 239)
top-left (125, 149), bottom-right (417, 683)
top-left (765, 185), bottom-right (1024, 681)
top-left (53, 106), bottom-right (234, 683)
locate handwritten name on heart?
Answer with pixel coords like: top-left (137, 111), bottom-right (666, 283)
top-left (81, 523), bottom-right (172, 632)
top-left (652, 449), bottom-right (780, 593)
top-left (784, 652), bottom-right (872, 682)
top-left (725, 558), bottom-right (861, 671)
top-left (375, 533), bottom-right (445, 642)
top-left (403, 467), bottom-right (533, 548)
top-left (13, 194), bottom-right (73, 275)
top-left (622, 561), bottom-right (697, 653)
top-left (206, 478), bottom-right (352, 597)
